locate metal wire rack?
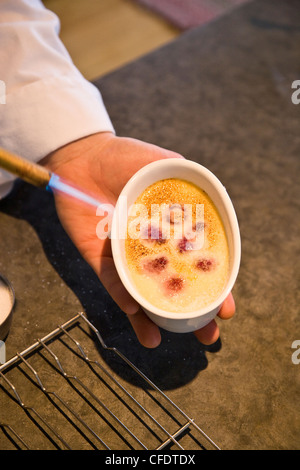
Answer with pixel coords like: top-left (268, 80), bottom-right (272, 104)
top-left (0, 312), bottom-right (220, 450)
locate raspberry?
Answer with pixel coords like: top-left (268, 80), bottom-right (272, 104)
top-left (177, 237), bottom-right (193, 253)
top-left (196, 258), bottom-right (215, 272)
top-left (165, 276), bottom-right (184, 295)
top-left (144, 256), bottom-right (168, 273)
top-left (143, 224), bottom-right (166, 244)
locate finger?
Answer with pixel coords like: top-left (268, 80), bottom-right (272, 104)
top-left (193, 319), bottom-right (220, 345)
top-left (88, 253), bottom-right (162, 348)
top-left (88, 255), bottom-right (141, 315)
top-left (217, 292), bottom-right (236, 320)
top-left (127, 308), bottom-right (162, 349)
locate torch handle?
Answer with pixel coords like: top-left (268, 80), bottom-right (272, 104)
top-left (0, 147), bottom-right (51, 188)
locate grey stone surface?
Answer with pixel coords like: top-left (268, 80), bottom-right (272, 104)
top-left (0, 0), bottom-right (299, 450)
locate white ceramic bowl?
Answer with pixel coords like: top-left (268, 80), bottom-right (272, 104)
top-left (0, 274), bottom-right (15, 341)
top-left (111, 158), bottom-right (241, 333)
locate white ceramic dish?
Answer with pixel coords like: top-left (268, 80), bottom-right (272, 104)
top-left (0, 274), bottom-right (15, 341)
top-left (111, 158), bottom-right (241, 333)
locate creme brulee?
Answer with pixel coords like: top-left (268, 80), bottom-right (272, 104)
top-left (125, 178), bottom-right (229, 313)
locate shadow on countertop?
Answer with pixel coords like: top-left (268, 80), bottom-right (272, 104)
top-left (0, 182), bottom-right (222, 391)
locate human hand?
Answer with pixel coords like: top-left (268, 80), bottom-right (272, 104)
top-left (41, 132), bottom-right (235, 348)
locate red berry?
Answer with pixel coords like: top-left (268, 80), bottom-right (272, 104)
top-left (165, 276), bottom-right (184, 295)
top-left (144, 256), bottom-right (168, 273)
top-left (177, 237), bottom-right (193, 253)
top-left (143, 224), bottom-right (166, 244)
top-left (196, 258), bottom-right (215, 272)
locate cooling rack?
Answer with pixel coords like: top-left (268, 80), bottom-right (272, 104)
top-left (0, 312), bottom-right (220, 450)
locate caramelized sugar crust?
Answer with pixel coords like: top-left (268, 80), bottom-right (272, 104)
top-left (125, 179), bottom-right (229, 313)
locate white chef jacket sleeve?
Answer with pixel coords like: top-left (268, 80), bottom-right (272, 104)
top-left (0, 0), bottom-right (115, 199)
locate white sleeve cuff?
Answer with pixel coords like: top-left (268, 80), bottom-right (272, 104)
top-left (0, 75), bottom-right (115, 198)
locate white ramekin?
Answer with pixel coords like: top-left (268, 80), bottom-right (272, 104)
top-left (111, 158), bottom-right (241, 333)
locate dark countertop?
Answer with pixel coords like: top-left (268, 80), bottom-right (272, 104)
top-left (0, 0), bottom-right (299, 450)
